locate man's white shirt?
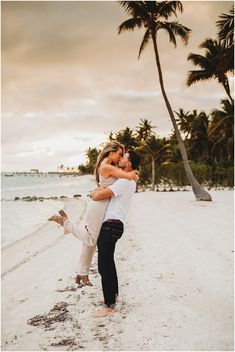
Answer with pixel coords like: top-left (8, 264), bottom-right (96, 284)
top-left (103, 179), bottom-right (136, 225)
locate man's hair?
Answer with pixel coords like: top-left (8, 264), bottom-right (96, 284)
top-left (127, 149), bottom-right (140, 170)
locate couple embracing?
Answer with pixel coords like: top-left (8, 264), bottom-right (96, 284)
top-left (49, 142), bottom-right (140, 318)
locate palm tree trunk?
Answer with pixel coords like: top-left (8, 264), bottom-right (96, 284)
top-left (151, 157), bottom-right (155, 191)
top-left (151, 32), bottom-right (212, 201)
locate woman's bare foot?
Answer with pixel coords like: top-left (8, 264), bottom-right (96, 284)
top-left (75, 274), bottom-right (93, 286)
top-left (48, 213), bottom-right (67, 226)
top-left (59, 209), bottom-right (68, 218)
top-left (92, 307), bottom-right (116, 318)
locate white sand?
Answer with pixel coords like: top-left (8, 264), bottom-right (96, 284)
top-left (1, 190), bottom-right (234, 351)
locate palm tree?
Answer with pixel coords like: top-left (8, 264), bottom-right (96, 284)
top-left (187, 38), bottom-right (233, 103)
top-left (118, 1), bottom-right (212, 200)
top-left (58, 164), bottom-right (64, 172)
top-left (107, 131), bottom-right (115, 141)
top-left (175, 108), bottom-right (194, 138)
top-left (187, 111), bottom-right (211, 163)
top-left (176, 109), bottom-right (211, 162)
top-left (209, 99), bottom-right (234, 162)
top-left (136, 118), bottom-right (156, 141)
top-left (112, 127), bottom-right (138, 150)
top-left (86, 147), bottom-right (99, 173)
top-left (140, 134), bottom-right (172, 191)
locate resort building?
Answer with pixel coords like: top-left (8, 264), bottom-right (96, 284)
top-left (57, 165), bottom-right (80, 174)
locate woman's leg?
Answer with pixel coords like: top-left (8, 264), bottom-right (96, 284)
top-left (64, 199), bottom-right (110, 246)
top-left (63, 220), bottom-right (97, 246)
top-left (78, 243), bottom-right (96, 276)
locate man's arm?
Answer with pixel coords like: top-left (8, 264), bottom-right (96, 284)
top-left (90, 187), bottom-right (114, 201)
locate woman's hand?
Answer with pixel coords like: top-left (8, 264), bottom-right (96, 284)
top-left (128, 170), bottom-right (139, 181)
top-left (133, 170), bottom-right (139, 182)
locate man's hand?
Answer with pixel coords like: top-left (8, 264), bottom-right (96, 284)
top-left (90, 185), bottom-right (107, 197)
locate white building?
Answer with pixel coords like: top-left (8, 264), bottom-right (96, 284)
top-left (57, 165), bottom-right (80, 174)
top-left (30, 169), bottom-right (39, 173)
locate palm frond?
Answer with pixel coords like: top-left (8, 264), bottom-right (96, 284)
top-left (138, 29), bottom-right (151, 59)
top-left (167, 1), bottom-right (183, 13)
top-left (220, 98), bottom-right (234, 112)
top-left (199, 38), bottom-right (221, 57)
top-left (216, 6), bottom-right (234, 47)
top-left (144, 1), bottom-right (159, 14)
top-left (119, 1), bottom-right (149, 19)
top-left (188, 38), bottom-right (233, 83)
top-left (224, 45), bottom-right (234, 71)
top-left (157, 1), bottom-right (183, 20)
top-left (159, 21), bottom-right (176, 46)
top-left (186, 70), bottom-right (213, 86)
top-left (156, 143), bottom-right (172, 155)
top-left (159, 21), bottom-right (190, 46)
top-left (118, 17), bottom-right (144, 34)
top-left (208, 116), bottom-right (232, 137)
top-left (187, 53), bottom-right (212, 70)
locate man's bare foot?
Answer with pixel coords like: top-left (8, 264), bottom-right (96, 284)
top-left (92, 307), bottom-right (116, 318)
top-left (96, 299), bottom-right (105, 305)
top-left (96, 297), bottom-right (119, 305)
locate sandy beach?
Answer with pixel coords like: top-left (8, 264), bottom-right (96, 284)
top-left (1, 190), bottom-right (234, 351)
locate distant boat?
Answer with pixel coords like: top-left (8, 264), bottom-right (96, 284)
top-left (5, 174), bottom-right (14, 177)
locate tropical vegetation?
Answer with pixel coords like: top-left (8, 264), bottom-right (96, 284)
top-left (78, 4), bottom-right (234, 191)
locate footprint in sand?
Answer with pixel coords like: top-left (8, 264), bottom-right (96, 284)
top-left (56, 286), bottom-right (77, 292)
top-left (50, 337), bottom-right (77, 348)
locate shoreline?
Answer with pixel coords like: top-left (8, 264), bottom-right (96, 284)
top-left (1, 190), bottom-right (234, 351)
top-left (1, 198), bottom-right (87, 277)
top-left (2, 187), bottom-right (233, 249)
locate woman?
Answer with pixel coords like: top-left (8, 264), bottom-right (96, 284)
top-left (49, 141), bottom-right (138, 285)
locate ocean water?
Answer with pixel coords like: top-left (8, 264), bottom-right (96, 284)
top-left (1, 173), bottom-right (96, 247)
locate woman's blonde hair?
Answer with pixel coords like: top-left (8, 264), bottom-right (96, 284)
top-left (95, 141), bottom-right (124, 185)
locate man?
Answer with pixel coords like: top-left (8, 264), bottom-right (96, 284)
top-left (90, 150), bottom-right (140, 318)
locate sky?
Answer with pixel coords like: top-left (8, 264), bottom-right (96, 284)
top-left (2, 0), bottom-right (234, 171)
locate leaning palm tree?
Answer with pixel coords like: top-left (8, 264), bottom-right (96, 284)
top-left (118, 1), bottom-right (212, 200)
top-left (187, 38), bottom-right (234, 103)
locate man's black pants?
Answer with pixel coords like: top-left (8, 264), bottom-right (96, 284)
top-left (97, 220), bottom-right (124, 308)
